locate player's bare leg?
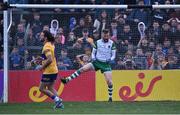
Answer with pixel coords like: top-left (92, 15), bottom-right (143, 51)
top-left (104, 71), bottom-right (113, 102)
top-left (61, 63), bottom-right (94, 84)
top-left (39, 82), bottom-right (55, 97)
top-left (39, 82), bottom-right (64, 109)
top-left (48, 81), bottom-right (58, 97)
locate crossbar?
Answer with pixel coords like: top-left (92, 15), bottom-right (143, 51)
top-left (9, 4), bottom-right (180, 9)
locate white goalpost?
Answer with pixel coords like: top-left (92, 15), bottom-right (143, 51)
top-left (3, 2), bottom-right (180, 103)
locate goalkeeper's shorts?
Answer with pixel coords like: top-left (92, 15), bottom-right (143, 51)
top-left (91, 60), bottom-right (112, 73)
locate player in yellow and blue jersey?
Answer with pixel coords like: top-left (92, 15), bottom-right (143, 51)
top-left (37, 30), bottom-right (64, 109)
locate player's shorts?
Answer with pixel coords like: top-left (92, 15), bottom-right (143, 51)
top-left (41, 73), bottom-right (57, 82)
top-left (91, 60), bottom-right (112, 73)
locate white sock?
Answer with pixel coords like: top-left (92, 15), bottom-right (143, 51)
top-left (54, 96), bottom-right (60, 102)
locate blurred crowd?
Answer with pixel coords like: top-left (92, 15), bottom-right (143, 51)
top-left (0, 0), bottom-right (179, 70)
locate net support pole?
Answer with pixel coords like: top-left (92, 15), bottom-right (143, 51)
top-left (7, 9), bottom-right (12, 32)
top-left (3, 0), bottom-right (8, 103)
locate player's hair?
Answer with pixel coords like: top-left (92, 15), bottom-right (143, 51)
top-left (102, 29), bottom-right (109, 34)
top-left (42, 30), bottom-right (55, 43)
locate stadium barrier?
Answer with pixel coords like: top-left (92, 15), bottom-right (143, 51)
top-left (96, 70), bottom-right (180, 101)
top-left (8, 71), bottom-right (95, 103)
top-left (8, 70), bottom-right (180, 103)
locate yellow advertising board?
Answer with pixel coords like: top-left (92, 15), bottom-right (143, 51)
top-left (96, 70), bottom-right (180, 101)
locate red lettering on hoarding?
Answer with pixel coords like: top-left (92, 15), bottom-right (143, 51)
top-left (119, 73), bottom-right (162, 101)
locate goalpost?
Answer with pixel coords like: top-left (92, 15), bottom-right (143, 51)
top-left (3, 1), bottom-right (180, 103)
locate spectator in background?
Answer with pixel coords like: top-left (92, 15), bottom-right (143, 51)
top-left (77, 28), bottom-right (94, 49)
top-left (127, 0), bottom-right (151, 27)
top-left (123, 50), bottom-right (133, 61)
top-left (164, 0), bottom-right (175, 18)
top-left (152, 8), bottom-right (167, 24)
top-left (93, 10), bottom-right (110, 33)
top-left (69, 17), bottom-right (77, 32)
top-left (31, 13), bottom-right (42, 37)
top-left (110, 19), bottom-right (121, 43)
top-left (157, 53), bottom-right (168, 69)
top-left (76, 53), bottom-right (91, 67)
top-left (175, 24), bottom-right (180, 41)
top-left (137, 38), bottom-right (149, 53)
top-left (75, 46), bottom-right (95, 67)
top-left (168, 18), bottom-right (179, 41)
top-left (92, 30), bottom-right (100, 42)
top-left (155, 44), bottom-right (163, 55)
top-left (20, 19), bottom-right (27, 27)
top-left (84, 15), bottom-right (94, 36)
top-left (174, 40), bottom-right (180, 54)
top-left (133, 48), bottom-right (148, 69)
top-left (66, 31), bottom-right (77, 46)
top-left (148, 21), bottom-right (162, 44)
top-left (114, 10), bottom-right (126, 29)
top-left (148, 41), bottom-right (156, 52)
top-left (15, 23), bottom-right (25, 40)
top-left (127, 44), bottom-right (135, 53)
top-left (114, 57), bottom-right (125, 70)
top-left (145, 51), bottom-right (153, 68)
top-left (43, 25), bottom-right (50, 31)
top-left (149, 55), bottom-right (162, 70)
top-left (84, 46), bottom-right (92, 58)
top-left (58, 48), bottom-right (72, 70)
top-left (68, 42), bottom-right (84, 67)
top-left (124, 59), bottom-right (136, 70)
top-left (54, 38), bottom-right (61, 58)
top-left (27, 28), bottom-right (36, 46)
top-left (54, 28), bottom-right (66, 57)
top-left (74, 18), bottom-right (86, 37)
top-left (162, 40), bottom-right (171, 56)
top-left (113, 9), bottom-right (125, 22)
top-left (164, 55), bottom-right (179, 69)
top-left (9, 47), bottom-right (23, 70)
top-left (162, 23), bottom-right (172, 41)
top-left (16, 38), bottom-right (28, 57)
top-left (167, 47), bottom-right (175, 56)
top-left (50, 19), bottom-right (59, 37)
top-left (56, 27), bottom-right (66, 46)
top-left (119, 24), bottom-right (134, 45)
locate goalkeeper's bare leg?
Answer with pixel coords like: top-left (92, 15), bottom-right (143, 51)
top-left (61, 63), bottom-right (94, 84)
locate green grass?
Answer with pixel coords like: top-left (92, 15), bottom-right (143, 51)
top-left (0, 101), bottom-right (180, 114)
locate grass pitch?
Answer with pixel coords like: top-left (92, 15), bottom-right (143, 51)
top-left (0, 101), bottom-right (180, 114)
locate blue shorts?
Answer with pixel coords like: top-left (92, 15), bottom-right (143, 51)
top-left (41, 74), bottom-right (57, 82)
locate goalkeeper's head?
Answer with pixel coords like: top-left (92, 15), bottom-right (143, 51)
top-left (102, 29), bottom-right (110, 43)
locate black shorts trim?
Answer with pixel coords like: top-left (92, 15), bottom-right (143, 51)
top-left (41, 73), bottom-right (57, 82)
